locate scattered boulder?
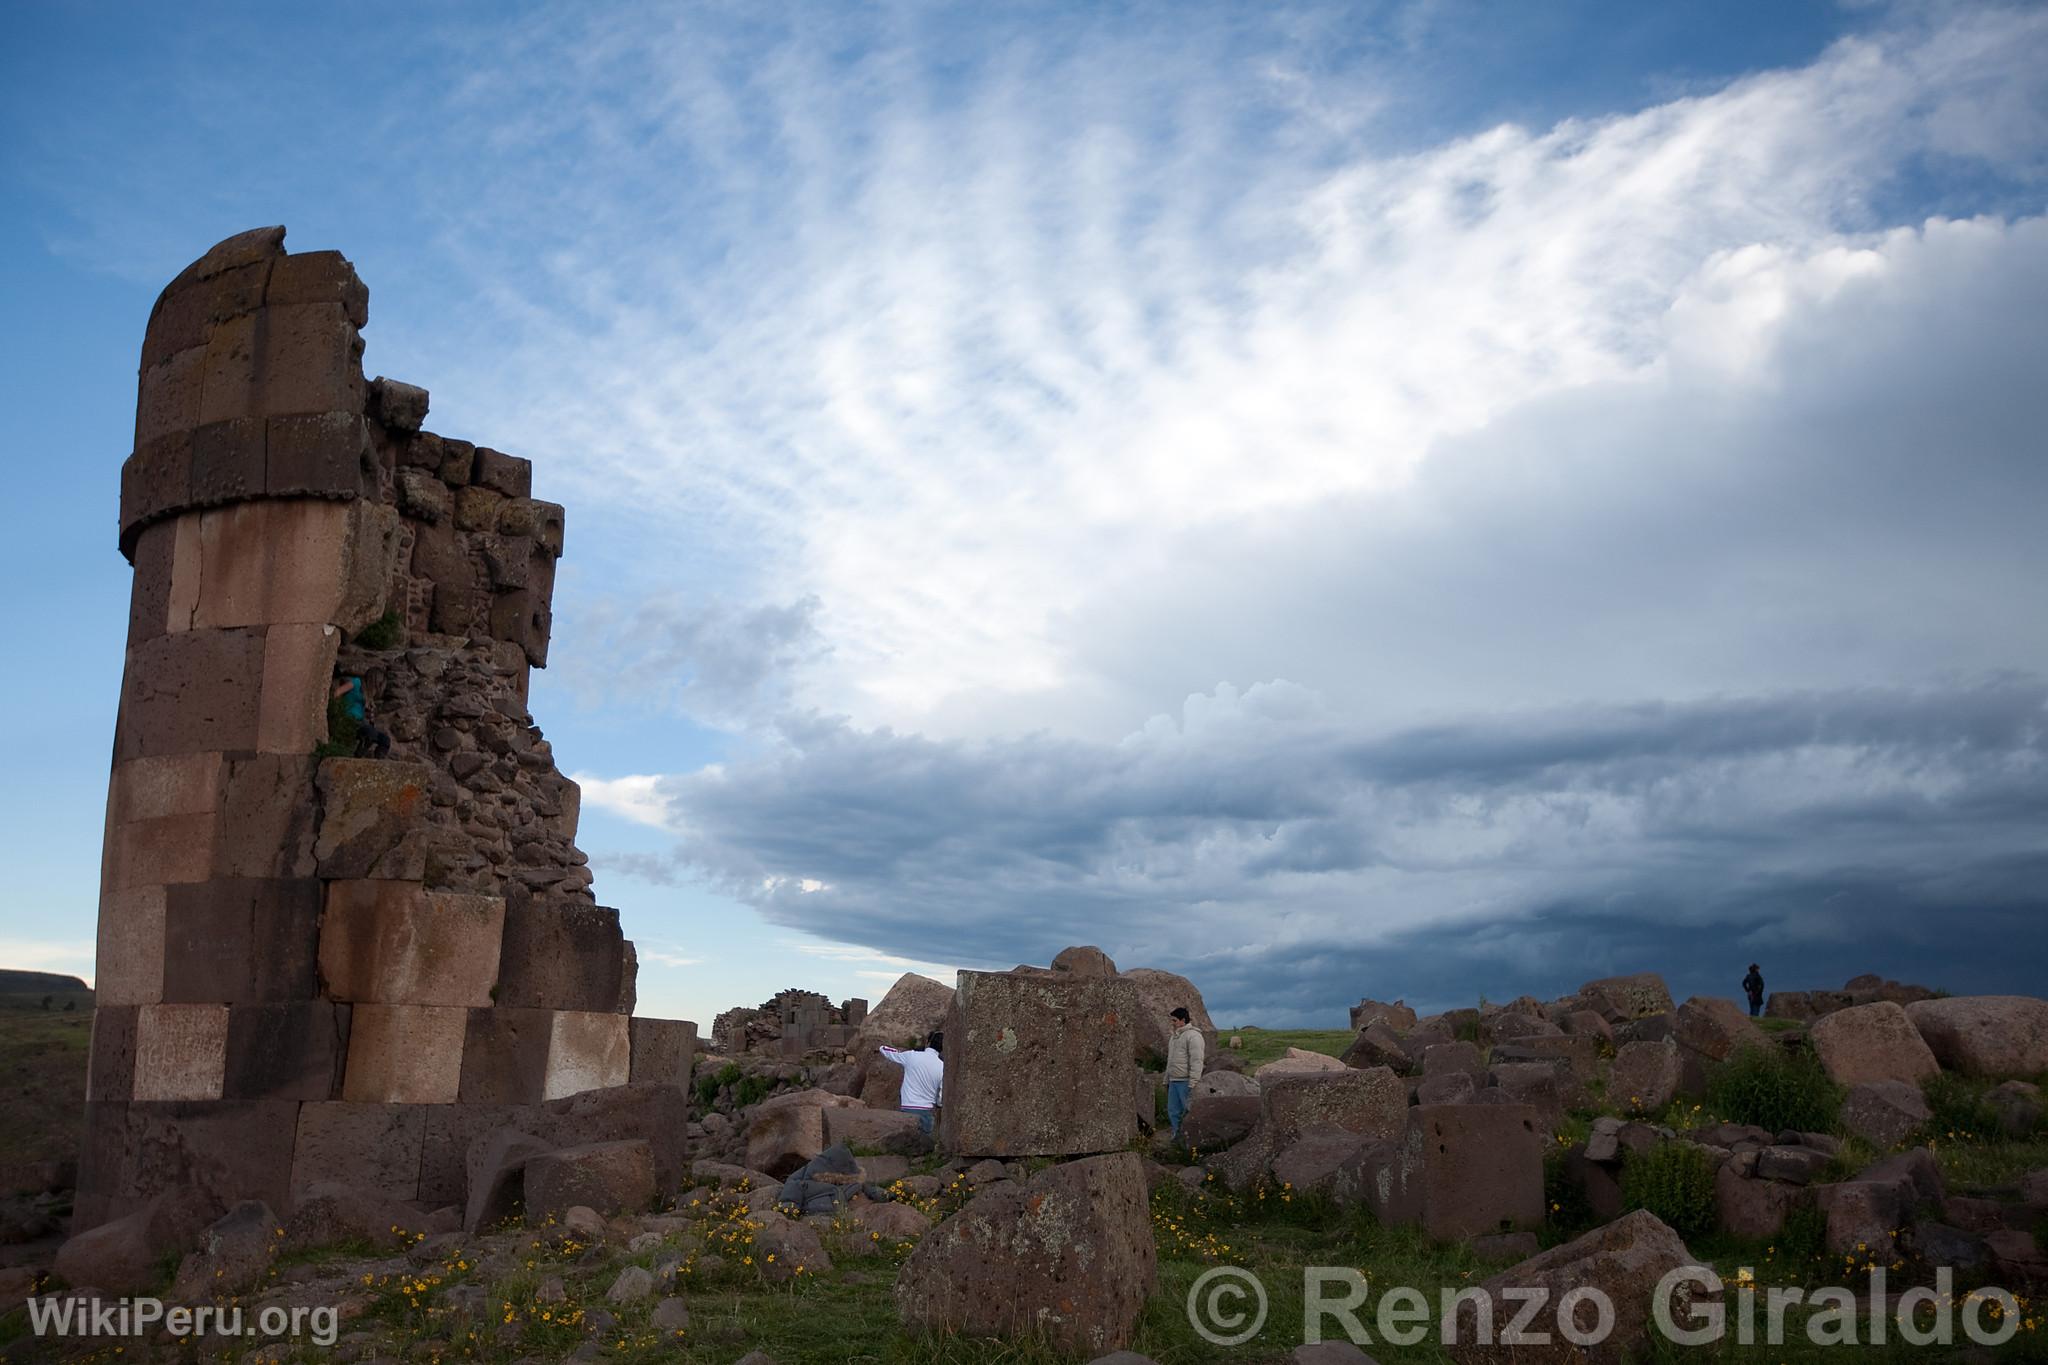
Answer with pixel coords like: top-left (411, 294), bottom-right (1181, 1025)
top-left (1485, 1063), bottom-right (1569, 1129)
top-left (1192, 1070), bottom-right (1259, 1101)
top-left (1673, 996), bottom-right (1767, 1094)
top-left (821, 1106), bottom-right (927, 1153)
top-left (1575, 973), bottom-right (1674, 1021)
top-left (1754, 1146), bottom-right (1831, 1185)
top-left (1340, 1022), bottom-right (1411, 1072)
top-left (1417, 1071), bottom-right (1477, 1106)
top-left (524, 1140), bottom-right (656, 1221)
top-left (1051, 945), bottom-right (1118, 976)
top-left (1838, 1081), bottom-right (1931, 1149)
top-left (1254, 1048), bottom-right (1349, 1079)
top-left (464, 1129), bottom-right (553, 1234)
top-left (56, 1189), bottom-right (220, 1294)
top-left (1122, 966), bottom-right (1217, 1065)
top-left (754, 1213), bottom-right (832, 1281)
top-left (1808, 1001), bottom-right (1939, 1087)
top-left (1715, 1164), bottom-right (1808, 1240)
top-left (1181, 1095), bottom-right (1262, 1152)
top-left (1446, 1210), bottom-right (1701, 1365)
top-left (1610, 1039), bottom-right (1682, 1115)
top-left (940, 968), bottom-right (1139, 1157)
top-left (282, 1182), bottom-right (421, 1252)
top-left (1815, 1181), bottom-right (1905, 1257)
top-left (1991, 1081), bottom-right (2045, 1137)
top-left (1558, 1009), bottom-right (1613, 1044)
top-left (848, 1199), bottom-right (930, 1240)
top-left (1421, 1041), bottom-right (1484, 1079)
top-left (1348, 997), bottom-right (1418, 1032)
top-left (895, 1152), bottom-right (1156, 1354)
top-left (606, 1265), bottom-right (654, 1303)
top-left (1906, 996), bottom-right (2048, 1078)
top-left (1343, 1103), bottom-right (1543, 1240)
top-left (168, 1201), bottom-right (278, 1302)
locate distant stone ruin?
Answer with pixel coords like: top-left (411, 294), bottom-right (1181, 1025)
top-left (81, 227), bottom-right (697, 1231)
top-left (710, 989), bottom-right (868, 1056)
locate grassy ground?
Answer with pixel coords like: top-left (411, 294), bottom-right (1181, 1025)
top-left (1215, 1028), bottom-right (1354, 1072)
top-left (0, 992), bottom-right (92, 1169)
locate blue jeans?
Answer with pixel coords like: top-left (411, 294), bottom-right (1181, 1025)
top-left (902, 1106), bottom-right (934, 1136)
top-left (1166, 1080), bottom-right (1191, 1137)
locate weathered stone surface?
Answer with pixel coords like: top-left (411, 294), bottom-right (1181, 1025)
top-left (1345, 1103), bottom-right (1543, 1240)
top-left (895, 1152), bottom-right (1156, 1355)
top-left (1610, 1038), bottom-right (1682, 1115)
top-left (472, 447), bottom-right (533, 498)
top-left (133, 1003), bottom-right (230, 1102)
top-left (57, 1190), bottom-right (221, 1295)
top-left (368, 377), bottom-right (429, 432)
top-left (318, 881), bottom-right (504, 1007)
top-left (1341, 1022), bottom-right (1412, 1072)
top-left (1348, 997), bottom-right (1418, 1032)
top-left (282, 1181), bottom-right (424, 1252)
top-left (1490, 1034), bottom-right (1600, 1083)
top-left (1446, 1210), bottom-right (1701, 1365)
top-left (822, 1106), bottom-right (925, 1152)
top-left (1180, 1095), bottom-right (1262, 1151)
top-left (1575, 973), bottom-right (1674, 1021)
top-left (1485, 1063), bottom-right (1570, 1129)
top-left (1417, 1071), bottom-right (1476, 1106)
top-left (493, 900), bottom-right (627, 1012)
top-left (1121, 966), bottom-right (1215, 1064)
top-left (224, 1000), bottom-right (349, 1100)
top-left (1712, 1162), bottom-right (1810, 1236)
top-left (290, 1102), bottom-right (425, 1202)
top-left (161, 878), bottom-right (320, 1003)
top-left (457, 1008), bottom-right (553, 1105)
top-left (1755, 1145), bottom-right (1831, 1185)
top-left (313, 760), bottom-right (431, 881)
top-left (75, 1101), bottom-right (298, 1235)
top-left (1808, 1001), bottom-right (1939, 1087)
top-left (1816, 1180), bottom-right (1905, 1256)
top-left (1272, 1127), bottom-right (1375, 1195)
top-left (94, 886), bottom-right (166, 1008)
top-left (1906, 995), bottom-right (2048, 1078)
top-left (1256, 1047), bottom-right (1350, 1078)
top-left (342, 1003), bottom-right (466, 1104)
top-left (525, 1140), bottom-right (656, 1221)
top-left (629, 1017), bottom-right (697, 1088)
top-left (189, 500), bottom-right (359, 629)
top-left (212, 753), bottom-right (319, 879)
top-left (545, 1010), bottom-right (631, 1100)
top-left (119, 627), bottom-right (266, 760)
top-left (940, 969), bottom-right (1138, 1157)
top-left (1421, 1041), bottom-right (1484, 1079)
top-left (168, 1199), bottom-right (280, 1301)
top-left (87, 1006), bottom-right (140, 1103)
top-left (746, 1102), bottom-right (830, 1178)
top-left (1674, 995), bottom-right (1767, 1094)
top-left (462, 1128), bottom-right (552, 1234)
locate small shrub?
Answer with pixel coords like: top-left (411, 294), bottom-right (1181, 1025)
top-left (353, 609), bottom-right (404, 651)
top-left (315, 693), bottom-right (361, 759)
top-left (1777, 1201), bottom-right (1828, 1266)
top-left (1705, 1044), bottom-right (1842, 1134)
top-left (1619, 1141), bottom-right (1717, 1239)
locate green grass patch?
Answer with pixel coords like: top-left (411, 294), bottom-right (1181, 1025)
top-left (1704, 1044), bottom-right (1842, 1134)
top-left (1214, 1027), bottom-right (1354, 1071)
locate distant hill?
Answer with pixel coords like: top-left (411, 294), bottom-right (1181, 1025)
top-left (0, 969), bottom-right (92, 1004)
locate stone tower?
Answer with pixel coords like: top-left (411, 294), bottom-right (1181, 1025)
top-left (81, 227), bottom-right (695, 1231)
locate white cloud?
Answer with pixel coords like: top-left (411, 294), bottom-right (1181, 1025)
top-left (571, 773), bottom-right (676, 830)
top-left (415, 5), bottom-right (2048, 743)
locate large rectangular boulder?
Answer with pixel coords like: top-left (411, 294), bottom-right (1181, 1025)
top-left (1344, 1102), bottom-right (1544, 1240)
top-left (939, 969), bottom-right (1138, 1157)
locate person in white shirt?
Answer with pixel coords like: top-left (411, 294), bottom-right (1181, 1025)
top-left (1165, 1007), bottom-right (1205, 1140)
top-left (879, 1031), bottom-right (945, 1136)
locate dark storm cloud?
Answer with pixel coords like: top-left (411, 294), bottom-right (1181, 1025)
top-left (619, 675), bottom-right (2048, 1021)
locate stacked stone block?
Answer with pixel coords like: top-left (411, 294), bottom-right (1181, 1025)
top-left (81, 227), bottom-right (695, 1232)
top-left (939, 968), bottom-right (1139, 1157)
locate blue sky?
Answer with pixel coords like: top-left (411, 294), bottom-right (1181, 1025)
top-left (4, 1), bottom-right (2045, 1027)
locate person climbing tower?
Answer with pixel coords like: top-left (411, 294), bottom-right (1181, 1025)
top-left (332, 673), bottom-right (392, 759)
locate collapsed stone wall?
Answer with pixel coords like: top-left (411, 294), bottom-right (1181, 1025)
top-left (82, 226), bottom-right (693, 1231)
top-left (710, 988), bottom-right (869, 1056)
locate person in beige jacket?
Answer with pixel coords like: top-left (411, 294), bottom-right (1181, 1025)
top-left (1164, 1007), bottom-right (1205, 1139)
